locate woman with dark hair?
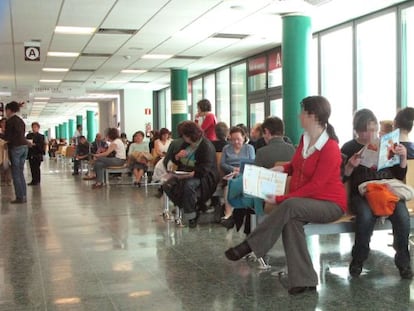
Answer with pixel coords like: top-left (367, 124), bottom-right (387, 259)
top-left (26, 121), bottom-right (45, 185)
top-left (224, 96), bottom-right (347, 295)
top-left (127, 131), bottom-right (150, 186)
top-left (342, 108), bottom-right (412, 279)
top-left (153, 128), bottom-right (172, 162)
top-left (4, 101), bottom-right (28, 203)
top-left (164, 121), bottom-right (219, 227)
top-left (91, 128), bottom-right (126, 189)
top-left (394, 107), bottom-right (414, 159)
top-left (195, 99), bottom-right (217, 141)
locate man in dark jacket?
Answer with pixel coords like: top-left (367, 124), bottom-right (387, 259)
top-left (26, 122), bottom-right (45, 186)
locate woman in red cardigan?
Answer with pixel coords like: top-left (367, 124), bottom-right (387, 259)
top-left (224, 96), bottom-right (347, 295)
top-left (194, 99), bottom-right (217, 141)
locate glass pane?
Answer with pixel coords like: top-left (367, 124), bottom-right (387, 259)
top-left (158, 90), bottom-right (166, 128)
top-left (356, 13), bottom-right (396, 122)
top-left (310, 37), bottom-right (318, 95)
top-left (270, 98), bottom-right (283, 119)
top-left (402, 5), bottom-right (414, 109)
top-left (268, 49), bottom-right (282, 88)
top-left (166, 88), bottom-right (171, 130)
top-left (250, 102), bottom-right (265, 128)
top-left (203, 74), bottom-right (215, 114)
top-left (191, 78), bottom-right (203, 120)
top-left (248, 56), bottom-right (266, 92)
top-left (320, 26), bottom-right (353, 146)
top-left (216, 68), bottom-right (230, 125)
top-left (231, 63), bottom-right (247, 126)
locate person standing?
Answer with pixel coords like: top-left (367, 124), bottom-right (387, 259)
top-left (194, 99), bottom-right (217, 141)
top-left (4, 101), bottom-right (28, 203)
top-left (26, 122), bottom-right (45, 185)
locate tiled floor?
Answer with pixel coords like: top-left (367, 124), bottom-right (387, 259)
top-left (0, 159), bottom-right (413, 310)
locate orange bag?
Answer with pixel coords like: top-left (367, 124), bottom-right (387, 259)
top-left (365, 183), bottom-right (399, 216)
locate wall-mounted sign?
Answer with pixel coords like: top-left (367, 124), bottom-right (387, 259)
top-left (144, 108), bottom-right (151, 115)
top-left (24, 41), bottom-right (40, 61)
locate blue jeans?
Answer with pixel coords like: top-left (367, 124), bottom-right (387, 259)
top-left (10, 145), bottom-right (28, 199)
top-left (94, 157), bottom-right (125, 183)
top-left (179, 177), bottom-right (201, 220)
top-left (351, 194), bottom-right (411, 269)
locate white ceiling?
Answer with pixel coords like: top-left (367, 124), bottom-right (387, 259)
top-left (0, 0), bottom-right (408, 129)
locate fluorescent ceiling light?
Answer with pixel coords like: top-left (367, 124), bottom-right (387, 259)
top-left (39, 79), bottom-right (62, 83)
top-left (42, 68), bottom-right (69, 72)
top-left (106, 80), bottom-right (128, 84)
top-left (48, 51), bottom-right (79, 57)
top-left (121, 69), bottom-right (147, 73)
top-left (0, 91), bottom-right (11, 96)
top-left (141, 54), bottom-right (173, 60)
top-left (33, 102), bottom-right (48, 105)
top-left (34, 97), bottom-right (50, 100)
top-left (55, 26), bottom-right (95, 34)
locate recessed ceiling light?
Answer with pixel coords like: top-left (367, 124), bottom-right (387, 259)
top-left (141, 54), bottom-right (173, 60)
top-left (42, 68), bottom-right (69, 72)
top-left (55, 26), bottom-right (95, 35)
top-left (39, 79), bottom-right (62, 83)
top-left (48, 52), bottom-right (79, 57)
top-left (121, 69), bottom-right (147, 73)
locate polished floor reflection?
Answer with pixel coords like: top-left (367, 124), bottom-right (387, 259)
top-left (0, 159), bottom-right (413, 310)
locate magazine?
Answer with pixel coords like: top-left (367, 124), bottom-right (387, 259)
top-left (242, 164), bottom-right (287, 200)
top-left (360, 128), bottom-right (400, 170)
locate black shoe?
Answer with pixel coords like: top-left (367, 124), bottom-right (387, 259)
top-left (133, 182), bottom-right (141, 188)
top-left (288, 286), bottom-right (317, 295)
top-left (349, 260), bottom-right (363, 277)
top-left (188, 218), bottom-right (197, 228)
top-left (220, 216), bottom-right (235, 230)
top-left (225, 241), bottom-right (251, 261)
top-left (27, 182), bottom-right (39, 186)
top-left (72, 172), bottom-right (79, 176)
top-left (399, 267), bottom-right (413, 279)
top-left (11, 198), bottom-right (27, 204)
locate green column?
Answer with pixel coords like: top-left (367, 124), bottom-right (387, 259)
top-left (76, 115), bottom-right (83, 130)
top-left (170, 68), bottom-right (188, 138)
top-left (282, 14), bottom-right (312, 145)
top-left (68, 119), bottom-right (75, 139)
top-left (58, 124), bottom-right (63, 139)
top-left (44, 130), bottom-right (48, 138)
top-left (86, 110), bottom-right (95, 142)
top-left (62, 122), bottom-right (68, 139)
top-left (55, 126), bottom-right (60, 139)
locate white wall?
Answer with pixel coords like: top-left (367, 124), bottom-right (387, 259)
top-left (120, 89), bottom-right (153, 140)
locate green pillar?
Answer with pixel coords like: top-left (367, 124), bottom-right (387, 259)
top-left (68, 119), bottom-right (75, 139)
top-left (282, 14), bottom-right (312, 145)
top-left (86, 110), bottom-right (95, 142)
top-left (44, 130), bottom-right (48, 138)
top-left (58, 124), bottom-right (63, 139)
top-left (62, 122), bottom-right (68, 139)
top-left (76, 115), bottom-right (83, 130)
top-left (55, 126), bottom-right (60, 139)
top-left (170, 68), bottom-right (188, 138)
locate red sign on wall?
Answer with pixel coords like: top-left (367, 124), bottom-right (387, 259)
top-left (144, 108), bottom-right (151, 115)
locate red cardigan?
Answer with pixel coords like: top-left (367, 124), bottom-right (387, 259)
top-left (196, 113), bottom-right (217, 141)
top-left (276, 136), bottom-right (347, 212)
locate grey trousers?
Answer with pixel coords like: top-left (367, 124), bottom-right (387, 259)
top-left (246, 197), bottom-right (343, 288)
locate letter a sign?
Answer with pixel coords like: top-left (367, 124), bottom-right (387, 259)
top-left (24, 42), bottom-right (40, 61)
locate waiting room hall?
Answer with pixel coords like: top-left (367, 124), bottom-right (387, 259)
top-left (0, 159), bottom-right (412, 310)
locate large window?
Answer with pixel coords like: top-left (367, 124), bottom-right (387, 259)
top-left (247, 56), bottom-right (266, 92)
top-left (203, 73), bottom-right (216, 114)
top-left (216, 68), bottom-right (230, 125)
top-left (356, 12), bottom-right (396, 121)
top-left (231, 63), bottom-right (247, 126)
top-left (191, 78), bottom-right (203, 120)
top-left (402, 5), bottom-right (414, 109)
top-left (320, 26), bottom-right (353, 145)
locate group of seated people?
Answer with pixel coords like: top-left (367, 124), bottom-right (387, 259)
top-left (157, 97), bottom-right (414, 296)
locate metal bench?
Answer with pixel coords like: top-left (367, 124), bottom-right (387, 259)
top-left (104, 165), bottom-right (131, 186)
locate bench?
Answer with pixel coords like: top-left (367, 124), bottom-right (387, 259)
top-left (252, 159), bottom-right (414, 269)
top-left (104, 165), bottom-right (131, 186)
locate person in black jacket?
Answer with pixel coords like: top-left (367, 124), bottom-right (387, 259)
top-left (164, 121), bottom-right (219, 228)
top-left (26, 122), bottom-right (45, 185)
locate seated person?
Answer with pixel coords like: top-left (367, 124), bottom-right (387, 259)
top-left (163, 121), bottom-right (219, 228)
top-left (225, 96), bottom-right (347, 295)
top-left (227, 117), bottom-right (296, 234)
top-left (91, 128), bottom-right (126, 189)
top-left (341, 108), bottom-right (412, 279)
top-left (220, 126), bottom-right (255, 228)
top-left (127, 131), bottom-right (151, 187)
top-left (211, 122), bottom-right (229, 152)
top-left (73, 136), bottom-right (90, 175)
top-left (91, 133), bottom-right (108, 154)
top-left (249, 123), bottom-right (266, 151)
top-left (153, 128), bottom-right (172, 164)
top-left (394, 107), bottom-right (414, 159)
